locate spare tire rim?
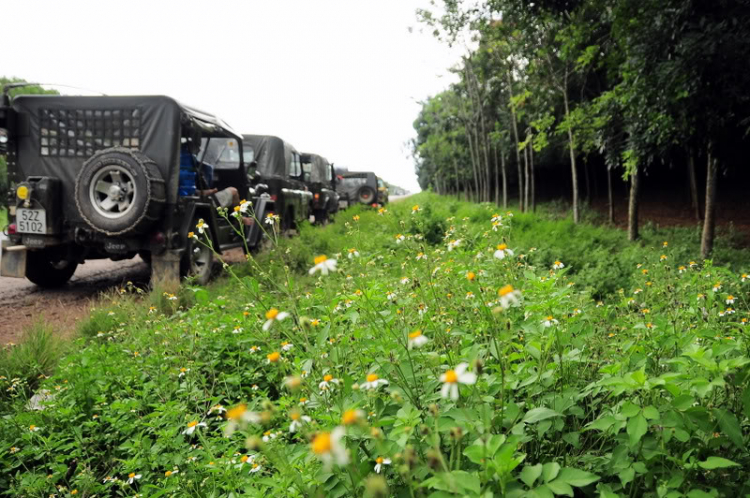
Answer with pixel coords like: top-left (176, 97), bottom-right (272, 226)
top-left (89, 164), bottom-right (137, 219)
top-left (360, 191), bottom-right (372, 201)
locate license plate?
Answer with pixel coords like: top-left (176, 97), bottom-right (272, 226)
top-left (17, 208), bottom-right (47, 234)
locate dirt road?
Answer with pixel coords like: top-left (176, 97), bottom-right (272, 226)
top-left (0, 237), bottom-right (150, 345)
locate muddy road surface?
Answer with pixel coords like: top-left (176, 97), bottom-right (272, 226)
top-left (0, 236), bottom-right (150, 345)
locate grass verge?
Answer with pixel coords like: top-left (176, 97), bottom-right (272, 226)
top-left (1, 192), bottom-right (749, 496)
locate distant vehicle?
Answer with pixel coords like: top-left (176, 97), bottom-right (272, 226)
top-left (377, 176), bottom-right (389, 206)
top-left (301, 153), bottom-right (339, 224)
top-left (338, 171), bottom-right (380, 208)
top-left (242, 135), bottom-right (312, 231)
top-left (0, 91), bottom-right (269, 287)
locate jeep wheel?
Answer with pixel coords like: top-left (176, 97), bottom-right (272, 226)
top-left (75, 148), bottom-right (166, 236)
top-left (356, 186), bottom-right (376, 204)
top-left (180, 229), bottom-right (214, 286)
top-left (26, 248), bottom-right (79, 288)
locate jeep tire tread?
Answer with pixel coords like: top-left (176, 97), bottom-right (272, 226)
top-left (75, 148), bottom-right (166, 236)
top-left (25, 248), bottom-right (79, 288)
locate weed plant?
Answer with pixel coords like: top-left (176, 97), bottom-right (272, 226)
top-left (1, 193), bottom-right (749, 497)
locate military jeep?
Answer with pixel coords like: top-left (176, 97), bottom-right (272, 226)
top-left (338, 171), bottom-right (380, 208)
top-left (301, 152), bottom-right (339, 224)
top-left (0, 91), bottom-right (270, 288)
top-left (242, 135), bottom-right (312, 231)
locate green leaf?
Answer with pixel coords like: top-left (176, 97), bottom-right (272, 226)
top-left (542, 462), bottom-right (561, 483)
top-left (627, 413), bottom-right (648, 446)
top-left (643, 405), bottom-right (660, 420)
top-left (555, 467), bottom-right (600, 487)
top-left (584, 416), bottom-right (617, 432)
top-left (712, 408), bottom-right (745, 450)
top-left (449, 470), bottom-right (481, 495)
top-left (523, 407), bottom-right (563, 424)
top-left (698, 456), bottom-right (740, 469)
top-left (545, 479), bottom-right (574, 496)
top-left (620, 402), bottom-right (640, 418)
top-left (520, 464), bottom-right (543, 487)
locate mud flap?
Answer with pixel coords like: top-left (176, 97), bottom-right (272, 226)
top-left (151, 249), bottom-right (181, 293)
top-left (0, 241), bottom-right (27, 278)
top-left (246, 196), bottom-right (271, 250)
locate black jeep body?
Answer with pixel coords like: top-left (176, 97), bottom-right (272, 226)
top-left (377, 176), bottom-right (389, 206)
top-left (0, 93), bottom-right (269, 288)
top-left (339, 171), bottom-right (380, 208)
top-left (301, 152), bottom-right (338, 224)
top-left (242, 135), bottom-right (312, 230)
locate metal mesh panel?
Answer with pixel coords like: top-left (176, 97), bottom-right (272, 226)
top-left (39, 108), bottom-right (141, 157)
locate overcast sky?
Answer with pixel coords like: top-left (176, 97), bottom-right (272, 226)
top-left (4, 0), bottom-right (463, 192)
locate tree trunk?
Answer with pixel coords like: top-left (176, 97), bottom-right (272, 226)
top-left (562, 91), bottom-right (579, 223)
top-left (628, 165), bottom-right (640, 241)
top-left (688, 152), bottom-right (701, 221)
top-left (700, 152), bottom-right (718, 259)
top-left (453, 158), bottom-right (461, 200)
top-left (523, 145), bottom-right (530, 211)
top-left (493, 143), bottom-right (500, 205)
top-left (530, 138), bottom-right (536, 212)
top-left (465, 124), bottom-right (480, 201)
top-left (607, 166), bottom-right (615, 224)
top-left (500, 148), bottom-right (508, 209)
top-left (507, 69), bottom-right (524, 211)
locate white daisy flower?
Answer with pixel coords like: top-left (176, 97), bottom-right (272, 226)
top-left (374, 457), bottom-right (392, 474)
top-left (281, 341), bottom-right (294, 352)
top-left (497, 285), bottom-right (522, 309)
top-left (439, 363), bottom-right (477, 401)
top-left (395, 234), bottom-right (406, 243)
top-left (542, 316), bottom-right (559, 327)
top-left (263, 308), bottom-right (290, 331)
top-left (494, 243), bottom-right (514, 260)
top-left (309, 255), bottom-right (338, 275)
top-left (447, 239), bottom-right (462, 251)
top-left (386, 291), bottom-right (397, 300)
top-left (347, 248), bottom-right (360, 259)
top-left (289, 413), bottom-right (312, 433)
top-left (407, 330), bottom-right (429, 349)
top-left (311, 427), bottom-right (349, 466)
top-left (196, 219), bottom-right (208, 234)
top-left (552, 260), bottom-right (564, 270)
top-left (400, 277), bottom-right (410, 285)
top-left (182, 420), bottom-right (207, 435)
top-left (318, 374), bottom-right (340, 391)
top-left (126, 472), bottom-right (142, 485)
top-left (249, 463), bottom-right (262, 473)
top-left (361, 373), bottom-right (389, 390)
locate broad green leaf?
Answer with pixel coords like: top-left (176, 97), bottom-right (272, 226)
top-left (712, 408), bottom-right (745, 450)
top-left (555, 467), bottom-right (600, 487)
top-left (643, 405), bottom-right (660, 420)
top-left (698, 456), bottom-right (740, 469)
top-left (527, 485), bottom-right (555, 498)
top-left (542, 462), bottom-right (561, 483)
top-left (585, 416), bottom-right (617, 432)
top-left (545, 479), bottom-right (574, 496)
top-left (627, 413), bottom-right (648, 446)
top-left (523, 407), bottom-right (563, 424)
top-left (520, 464), bottom-right (543, 487)
top-left (620, 402), bottom-right (640, 418)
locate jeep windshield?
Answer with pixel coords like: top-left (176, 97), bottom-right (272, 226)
top-left (199, 138), bottom-right (246, 169)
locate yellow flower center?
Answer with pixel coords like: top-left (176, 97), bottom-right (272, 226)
top-left (291, 412), bottom-right (301, 421)
top-left (227, 404), bottom-right (247, 421)
top-left (467, 271), bottom-right (476, 281)
top-left (409, 330), bottom-right (422, 339)
top-left (546, 315), bottom-right (553, 321)
top-left (497, 243), bottom-right (507, 250)
top-left (314, 255), bottom-right (328, 265)
top-left (252, 463), bottom-right (259, 469)
top-left (165, 470), bottom-right (173, 477)
top-left (311, 432), bottom-right (332, 454)
top-left (324, 374), bottom-right (333, 382)
top-left (366, 373), bottom-right (379, 382)
top-left (342, 409), bottom-right (358, 425)
top-left (728, 295), bottom-right (734, 300)
top-left (266, 308), bottom-right (279, 320)
top-left (498, 285), bottom-right (515, 297)
top-left (444, 370), bottom-right (458, 384)
top-left (187, 420), bottom-right (198, 428)
top-left (29, 425), bottom-right (36, 431)
top-left (267, 352), bottom-right (281, 363)
top-left (376, 457), bottom-right (384, 464)
top-left (300, 397), bottom-right (308, 403)
top-left (412, 205), bottom-right (419, 211)
top-left (349, 248), bottom-right (356, 253)
top-left (129, 472), bottom-right (135, 479)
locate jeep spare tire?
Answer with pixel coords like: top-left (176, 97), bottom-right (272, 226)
top-left (75, 148), bottom-right (166, 236)
top-left (357, 186), bottom-right (376, 204)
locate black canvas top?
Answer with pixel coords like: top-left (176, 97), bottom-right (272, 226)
top-left (242, 134), bottom-right (298, 178)
top-left (301, 152), bottom-right (331, 183)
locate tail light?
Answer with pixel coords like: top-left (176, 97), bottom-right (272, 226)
top-left (8, 223), bottom-right (17, 235)
top-left (314, 193), bottom-right (320, 200)
top-left (270, 194), bottom-right (278, 202)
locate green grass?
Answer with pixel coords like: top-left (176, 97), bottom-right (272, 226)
top-left (1, 192), bottom-right (749, 497)
top-left (0, 207), bottom-right (7, 230)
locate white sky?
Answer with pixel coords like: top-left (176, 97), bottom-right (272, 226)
top-left (4, 0), bottom-right (463, 192)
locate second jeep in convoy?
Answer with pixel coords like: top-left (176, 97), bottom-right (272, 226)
top-left (301, 152), bottom-right (338, 224)
top-left (242, 135), bottom-right (312, 231)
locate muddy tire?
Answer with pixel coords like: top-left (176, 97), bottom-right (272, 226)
top-left (180, 227), bottom-right (214, 286)
top-left (356, 186), bottom-right (376, 205)
top-left (75, 148), bottom-right (166, 236)
top-left (26, 248), bottom-right (79, 288)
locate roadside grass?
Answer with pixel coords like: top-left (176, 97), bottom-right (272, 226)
top-left (0, 207), bottom-right (6, 229)
top-left (1, 192), bottom-right (749, 496)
